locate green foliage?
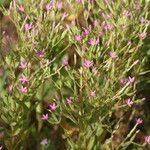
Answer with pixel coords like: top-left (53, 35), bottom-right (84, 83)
top-left (0, 0), bottom-right (150, 150)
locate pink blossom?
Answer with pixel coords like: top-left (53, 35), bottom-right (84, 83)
top-left (24, 23), bottom-right (32, 31)
top-left (82, 29), bottom-right (90, 36)
top-left (66, 97), bottom-right (73, 104)
top-left (128, 76), bottom-right (135, 84)
top-left (136, 117), bottom-right (143, 125)
top-left (139, 32), bottom-right (147, 40)
top-left (83, 59), bottom-right (93, 69)
top-left (120, 78), bottom-right (128, 85)
top-left (102, 13), bottom-right (112, 19)
top-left (104, 24), bottom-right (113, 30)
top-left (145, 136), bottom-right (150, 144)
top-left (36, 49), bottom-right (45, 57)
top-left (20, 86), bottom-right (27, 93)
top-left (0, 146), bottom-right (3, 150)
top-left (18, 5), bottom-right (24, 12)
top-left (19, 60), bottom-right (27, 69)
top-left (127, 40), bottom-right (132, 46)
top-left (76, 0), bottom-right (84, 3)
top-left (75, 35), bottom-right (81, 41)
top-left (41, 114), bottom-right (48, 121)
top-left (109, 51), bottom-right (118, 59)
top-left (45, 4), bottom-right (53, 11)
top-left (98, 31), bottom-right (104, 37)
top-left (82, 25), bottom-right (91, 36)
top-left (88, 38), bottom-right (99, 46)
top-left (63, 59), bottom-right (68, 66)
top-left (123, 10), bottom-right (130, 16)
top-left (101, 21), bottom-right (113, 30)
top-left (19, 75), bottom-right (28, 84)
top-left (40, 138), bottom-right (48, 145)
top-left (49, 102), bottom-right (57, 111)
top-left (101, 21), bottom-right (106, 27)
top-left (139, 16), bottom-right (145, 24)
top-left (57, 2), bottom-right (63, 9)
top-left (71, 20), bottom-right (76, 25)
top-left (90, 91), bottom-right (96, 97)
top-left (93, 20), bottom-right (98, 26)
top-left (63, 58), bottom-right (68, 70)
top-left (126, 98), bottom-right (133, 107)
top-left (62, 12), bottom-right (68, 18)
top-left (8, 84), bottom-right (13, 93)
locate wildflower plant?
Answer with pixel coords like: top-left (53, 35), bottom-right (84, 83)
top-left (0, 0), bottom-right (150, 149)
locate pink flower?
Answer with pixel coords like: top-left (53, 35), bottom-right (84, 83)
top-left (36, 49), bottom-right (45, 57)
top-left (66, 97), bottom-right (73, 104)
top-left (41, 114), bottom-right (48, 121)
top-left (18, 5), bottom-right (24, 12)
top-left (19, 75), bottom-right (28, 84)
top-left (24, 23), bottom-right (32, 31)
top-left (93, 20), bottom-right (98, 26)
top-left (75, 35), bottom-right (81, 41)
top-left (63, 59), bottom-right (68, 66)
top-left (104, 24), bottom-right (113, 30)
top-left (139, 16), bottom-right (145, 24)
top-left (8, 84), bottom-right (13, 93)
top-left (90, 91), bottom-right (96, 97)
top-left (45, 4), bottom-right (53, 11)
top-left (0, 146), bottom-right (3, 150)
top-left (40, 138), bottom-right (48, 145)
top-left (62, 12), bottom-right (68, 18)
top-left (128, 76), bottom-right (135, 84)
top-left (109, 51), bottom-right (118, 59)
top-left (49, 102), bottom-right (57, 111)
top-left (123, 10), bottom-right (130, 16)
top-left (126, 98), bottom-right (133, 107)
top-left (139, 32), bottom-right (147, 40)
top-left (63, 58), bottom-right (68, 70)
top-left (101, 21), bottom-right (106, 27)
top-left (19, 60), bottom-right (27, 69)
top-left (98, 31), bottom-right (104, 37)
top-left (101, 21), bottom-right (113, 30)
top-left (71, 20), bottom-right (75, 25)
top-left (57, 2), bottom-right (63, 9)
top-left (127, 40), bottom-right (132, 46)
top-left (83, 59), bottom-right (93, 69)
top-left (145, 136), bottom-right (150, 144)
top-left (20, 86), bottom-right (27, 93)
top-left (120, 78), bottom-right (128, 85)
top-left (88, 38), bottom-right (99, 46)
top-left (76, 0), bottom-right (84, 3)
top-left (136, 118), bottom-right (143, 125)
top-left (102, 13), bottom-right (112, 19)
top-left (82, 25), bottom-right (91, 36)
top-left (82, 29), bottom-right (90, 36)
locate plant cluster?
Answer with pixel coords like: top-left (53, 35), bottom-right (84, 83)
top-left (0, 0), bottom-right (150, 150)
